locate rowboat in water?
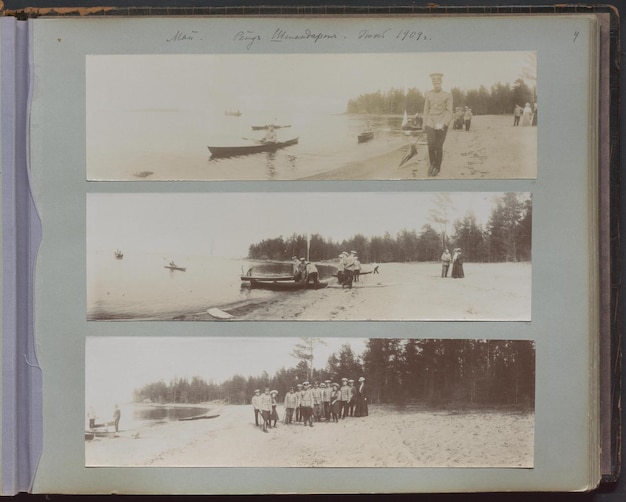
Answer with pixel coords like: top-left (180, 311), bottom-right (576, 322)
top-left (251, 124), bottom-right (291, 130)
top-left (357, 131), bottom-right (374, 143)
top-left (165, 261), bottom-right (186, 272)
top-left (208, 137), bottom-right (299, 158)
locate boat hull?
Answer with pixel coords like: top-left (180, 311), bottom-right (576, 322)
top-left (247, 279), bottom-right (329, 291)
top-left (208, 137), bottom-right (299, 158)
top-left (358, 131), bottom-right (374, 143)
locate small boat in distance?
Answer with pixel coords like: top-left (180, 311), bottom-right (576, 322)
top-left (208, 137), bottom-right (299, 158)
top-left (357, 131), bottom-right (374, 143)
top-left (401, 110), bottom-right (423, 132)
top-left (114, 249), bottom-right (124, 259)
top-left (251, 124), bottom-right (292, 131)
top-left (224, 110), bottom-right (242, 117)
top-left (165, 261), bottom-right (186, 272)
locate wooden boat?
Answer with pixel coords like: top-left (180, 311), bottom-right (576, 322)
top-left (401, 110), bottom-right (423, 131)
top-left (208, 137), bottom-right (299, 158)
top-left (240, 274), bottom-right (295, 282)
top-left (165, 263), bottom-right (186, 272)
top-left (251, 124), bottom-right (291, 130)
top-left (247, 279), bottom-right (329, 291)
top-left (357, 131), bottom-right (374, 143)
top-left (224, 110), bottom-right (242, 117)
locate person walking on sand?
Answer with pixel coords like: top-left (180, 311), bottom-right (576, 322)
top-left (340, 378), bottom-right (351, 419)
top-left (260, 388), bottom-right (272, 432)
top-left (113, 404), bottom-right (121, 432)
top-left (423, 72), bottom-right (453, 177)
top-left (372, 262), bottom-right (380, 274)
top-left (251, 389), bottom-right (261, 427)
top-left (355, 377), bottom-right (369, 417)
top-left (284, 387), bottom-right (297, 425)
top-left (451, 248), bottom-right (465, 279)
top-left (441, 248), bottom-right (452, 278)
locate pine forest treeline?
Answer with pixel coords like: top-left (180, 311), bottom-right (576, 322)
top-left (247, 193), bottom-right (532, 264)
top-left (133, 339), bottom-right (535, 410)
top-left (346, 78), bottom-right (536, 116)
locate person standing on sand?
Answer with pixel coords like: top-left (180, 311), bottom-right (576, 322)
top-left (251, 389), bottom-right (261, 427)
top-left (284, 387), bottom-right (297, 425)
top-left (532, 102), bottom-right (538, 126)
top-left (353, 255), bottom-right (361, 283)
top-left (305, 261), bottom-right (320, 286)
top-left (336, 253), bottom-right (346, 286)
top-left (463, 107), bottom-right (473, 131)
top-left (260, 388), bottom-right (272, 432)
top-left (348, 380), bottom-right (359, 417)
top-left (300, 382), bottom-right (314, 427)
top-left (423, 72), bottom-right (453, 177)
top-left (312, 382), bottom-right (323, 422)
top-left (321, 381), bottom-right (331, 422)
top-left (88, 407), bottom-right (97, 430)
top-left (295, 383), bottom-right (303, 422)
top-left (113, 405), bottom-right (121, 432)
top-left (355, 377), bottom-right (369, 417)
top-left (372, 262), bottom-right (380, 274)
top-left (330, 383), bottom-right (341, 422)
top-left (270, 390), bottom-right (280, 428)
top-left (440, 248), bottom-right (452, 278)
top-left (513, 104), bottom-right (522, 126)
top-left (340, 378), bottom-right (351, 419)
top-left (343, 251), bottom-right (357, 289)
top-left (521, 103), bottom-right (532, 126)
top-left (451, 248), bottom-right (465, 279)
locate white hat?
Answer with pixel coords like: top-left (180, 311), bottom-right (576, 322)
top-left (358, 377), bottom-right (365, 382)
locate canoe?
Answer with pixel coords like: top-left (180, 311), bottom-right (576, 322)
top-left (251, 124), bottom-right (291, 130)
top-left (247, 279), bottom-right (329, 291)
top-left (207, 308), bottom-right (233, 320)
top-left (178, 414), bottom-right (220, 421)
top-left (208, 137), bottom-right (299, 158)
top-left (357, 131), bottom-right (374, 143)
top-left (240, 274), bottom-right (295, 282)
top-left (164, 265), bottom-right (186, 271)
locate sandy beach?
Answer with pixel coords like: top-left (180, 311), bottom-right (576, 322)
top-left (85, 403), bottom-right (533, 468)
top-left (303, 114), bottom-right (536, 180)
top-left (196, 261), bottom-right (531, 321)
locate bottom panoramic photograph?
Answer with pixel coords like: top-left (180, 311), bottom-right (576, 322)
top-left (85, 337), bottom-right (535, 468)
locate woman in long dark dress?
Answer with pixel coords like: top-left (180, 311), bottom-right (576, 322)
top-left (330, 384), bottom-right (342, 422)
top-left (355, 377), bottom-right (368, 417)
top-left (451, 248), bottom-right (465, 279)
top-left (270, 390), bottom-right (279, 428)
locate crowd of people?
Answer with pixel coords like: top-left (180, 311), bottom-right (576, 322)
top-left (292, 256), bottom-right (321, 286)
top-left (440, 248), bottom-right (464, 279)
top-left (513, 103), bottom-right (537, 127)
top-left (251, 377), bottom-right (369, 433)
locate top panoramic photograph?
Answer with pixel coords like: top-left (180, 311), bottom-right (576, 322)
top-left (86, 51), bottom-right (537, 181)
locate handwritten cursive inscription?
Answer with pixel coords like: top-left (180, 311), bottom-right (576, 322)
top-left (358, 28), bottom-right (391, 40)
top-left (271, 28), bottom-right (338, 43)
top-left (166, 30), bottom-right (198, 42)
top-left (234, 31), bottom-right (262, 50)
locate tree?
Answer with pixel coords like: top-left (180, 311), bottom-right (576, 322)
top-left (428, 193), bottom-right (456, 251)
top-left (290, 338), bottom-right (327, 382)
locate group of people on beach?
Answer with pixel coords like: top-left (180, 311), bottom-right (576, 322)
top-left (335, 250), bottom-right (362, 288)
top-left (440, 248), bottom-right (465, 279)
top-left (87, 405), bottom-right (121, 433)
top-left (452, 106), bottom-right (473, 131)
top-left (251, 377), bottom-right (369, 433)
top-left (292, 256), bottom-right (320, 286)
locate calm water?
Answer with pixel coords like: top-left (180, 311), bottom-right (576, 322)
top-left (86, 403), bottom-right (211, 431)
top-left (87, 252), bottom-right (335, 320)
top-left (87, 110), bottom-right (413, 180)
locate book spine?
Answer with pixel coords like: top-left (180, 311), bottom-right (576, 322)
top-left (1, 18), bottom-right (43, 496)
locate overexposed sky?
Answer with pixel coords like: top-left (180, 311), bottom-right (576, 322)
top-left (87, 192), bottom-right (526, 258)
top-left (87, 52), bottom-right (536, 115)
top-left (86, 336), bottom-right (368, 406)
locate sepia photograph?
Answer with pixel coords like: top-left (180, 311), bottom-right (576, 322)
top-left (86, 52), bottom-right (537, 181)
top-left (85, 336), bottom-right (535, 468)
top-left (86, 192), bottom-right (532, 321)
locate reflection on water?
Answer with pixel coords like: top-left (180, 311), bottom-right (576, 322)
top-left (134, 405), bottom-right (210, 423)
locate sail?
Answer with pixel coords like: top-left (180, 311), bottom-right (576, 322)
top-left (402, 109), bottom-right (409, 128)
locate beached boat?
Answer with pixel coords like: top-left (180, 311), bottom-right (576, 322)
top-left (357, 131), bottom-right (374, 143)
top-left (225, 110), bottom-right (242, 117)
top-left (208, 137), bottom-right (299, 158)
top-left (246, 279), bottom-right (329, 291)
top-left (240, 274), bottom-right (295, 282)
top-left (178, 413), bottom-right (220, 421)
top-left (251, 124), bottom-right (291, 130)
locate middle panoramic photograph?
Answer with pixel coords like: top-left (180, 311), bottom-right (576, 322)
top-left (86, 192), bottom-right (532, 321)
